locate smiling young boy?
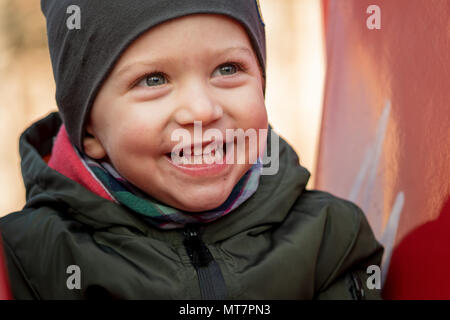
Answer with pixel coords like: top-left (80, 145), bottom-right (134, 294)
top-left (0, 0), bottom-right (383, 299)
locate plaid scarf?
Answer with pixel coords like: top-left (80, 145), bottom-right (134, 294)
top-left (76, 149), bottom-right (263, 230)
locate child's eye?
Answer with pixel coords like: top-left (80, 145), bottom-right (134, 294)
top-left (212, 62), bottom-right (243, 77)
top-left (137, 72), bottom-right (168, 87)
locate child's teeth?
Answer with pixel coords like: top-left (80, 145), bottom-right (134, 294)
top-left (192, 154), bottom-right (203, 163)
top-left (170, 144), bottom-right (226, 165)
top-left (180, 148), bottom-right (223, 164)
top-left (203, 148), bottom-right (213, 156)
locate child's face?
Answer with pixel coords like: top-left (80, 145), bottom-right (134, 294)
top-left (84, 14), bottom-right (268, 212)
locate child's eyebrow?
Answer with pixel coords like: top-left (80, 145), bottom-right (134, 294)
top-left (114, 46), bottom-right (253, 79)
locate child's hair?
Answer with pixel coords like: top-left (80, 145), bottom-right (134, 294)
top-left (41, 0), bottom-right (267, 152)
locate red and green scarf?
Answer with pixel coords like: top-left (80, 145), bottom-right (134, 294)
top-left (48, 125), bottom-right (262, 229)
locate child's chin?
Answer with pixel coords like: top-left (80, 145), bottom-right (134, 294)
top-left (178, 201), bottom-right (226, 213)
top-left (174, 191), bottom-right (231, 213)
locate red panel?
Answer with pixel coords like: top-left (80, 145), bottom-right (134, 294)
top-left (317, 0), bottom-right (450, 299)
top-left (0, 233), bottom-right (12, 300)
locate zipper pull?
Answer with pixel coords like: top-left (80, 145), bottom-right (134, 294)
top-left (184, 227), bottom-right (198, 239)
top-left (183, 225), bottom-right (212, 268)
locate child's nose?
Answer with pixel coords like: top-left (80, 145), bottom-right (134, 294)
top-left (172, 83), bottom-right (223, 127)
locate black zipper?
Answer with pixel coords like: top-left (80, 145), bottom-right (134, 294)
top-left (183, 224), bottom-right (228, 300)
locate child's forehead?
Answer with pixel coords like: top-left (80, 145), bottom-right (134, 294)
top-left (114, 14), bottom-right (257, 69)
top-left (121, 14), bottom-right (253, 56)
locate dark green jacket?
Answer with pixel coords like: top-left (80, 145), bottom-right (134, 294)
top-left (0, 112), bottom-right (383, 299)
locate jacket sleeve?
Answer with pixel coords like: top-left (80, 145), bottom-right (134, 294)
top-left (314, 200), bottom-right (384, 300)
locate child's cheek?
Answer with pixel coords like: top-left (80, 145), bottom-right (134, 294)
top-left (113, 122), bottom-right (161, 157)
top-left (225, 83), bottom-right (265, 126)
top-left (241, 95), bottom-right (267, 130)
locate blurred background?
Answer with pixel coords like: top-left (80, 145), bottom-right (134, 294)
top-left (0, 0), bottom-right (327, 216)
top-left (0, 0), bottom-right (57, 215)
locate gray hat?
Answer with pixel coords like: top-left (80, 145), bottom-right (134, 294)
top-left (41, 0), bottom-right (266, 151)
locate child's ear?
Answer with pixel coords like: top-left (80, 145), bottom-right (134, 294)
top-left (83, 124), bottom-right (107, 160)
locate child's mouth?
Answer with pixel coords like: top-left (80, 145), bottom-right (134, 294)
top-left (164, 141), bottom-right (234, 176)
top-left (165, 141), bottom-right (229, 164)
